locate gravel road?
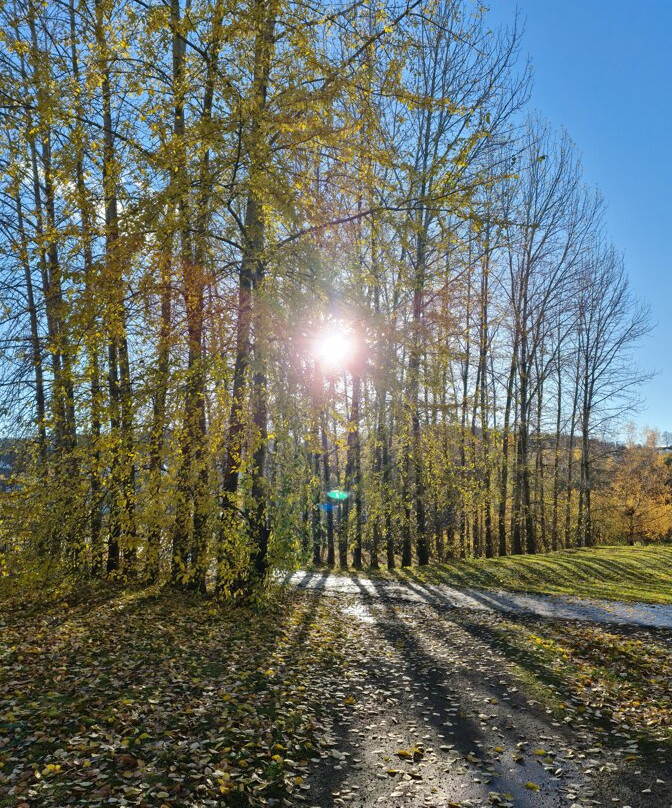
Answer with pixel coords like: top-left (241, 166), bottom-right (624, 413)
top-left (287, 570), bottom-right (672, 628)
top-left (289, 580), bottom-right (672, 808)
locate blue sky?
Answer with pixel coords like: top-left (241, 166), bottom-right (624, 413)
top-left (488, 0), bottom-right (672, 436)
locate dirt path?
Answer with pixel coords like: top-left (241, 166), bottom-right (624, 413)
top-left (287, 570), bottom-right (672, 629)
top-left (296, 589), bottom-right (672, 808)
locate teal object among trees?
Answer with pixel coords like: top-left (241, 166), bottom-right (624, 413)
top-left (327, 490), bottom-right (350, 501)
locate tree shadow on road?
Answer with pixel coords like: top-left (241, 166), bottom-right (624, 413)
top-left (347, 571), bottom-right (569, 808)
top-left (397, 568), bottom-right (672, 808)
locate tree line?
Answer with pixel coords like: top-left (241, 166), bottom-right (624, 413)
top-left (0, 0), bottom-right (652, 594)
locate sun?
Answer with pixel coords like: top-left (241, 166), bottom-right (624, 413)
top-left (313, 323), bottom-right (356, 371)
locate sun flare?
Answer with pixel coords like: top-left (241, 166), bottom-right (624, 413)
top-left (313, 324), bottom-right (355, 370)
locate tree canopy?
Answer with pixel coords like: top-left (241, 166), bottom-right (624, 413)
top-left (0, 0), bottom-right (657, 594)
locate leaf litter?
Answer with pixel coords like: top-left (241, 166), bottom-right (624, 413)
top-left (1, 587), bottom-right (671, 807)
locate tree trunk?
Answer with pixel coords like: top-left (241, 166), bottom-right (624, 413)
top-left (551, 352), bottom-right (562, 551)
top-left (498, 344), bottom-right (518, 556)
top-left (93, 0), bottom-right (136, 573)
top-left (220, 0), bottom-right (277, 591)
top-left (349, 373), bottom-right (363, 568)
top-left (310, 408), bottom-right (323, 565)
top-left (321, 415), bottom-right (335, 566)
top-left (147, 249), bottom-right (172, 581)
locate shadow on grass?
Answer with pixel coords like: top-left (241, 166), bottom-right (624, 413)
top-left (388, 546), bottom-right (672, 603)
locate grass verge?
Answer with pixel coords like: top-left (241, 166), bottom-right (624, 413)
top-left (474, 611), bottom-right (672, 751)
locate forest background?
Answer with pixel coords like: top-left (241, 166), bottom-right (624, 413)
top-left (0, 0), bottom-right (670, 596)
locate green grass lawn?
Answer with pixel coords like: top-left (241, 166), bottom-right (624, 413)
top-left (371, 545), bottom-right (672, 604)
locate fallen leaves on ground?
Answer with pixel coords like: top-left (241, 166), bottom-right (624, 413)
top-left (2, 585), bottom-right (671, 808)
top-left (490, 615), bottom-right (672, 747)
top-left (0, 588), bottom-right (355, 807)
